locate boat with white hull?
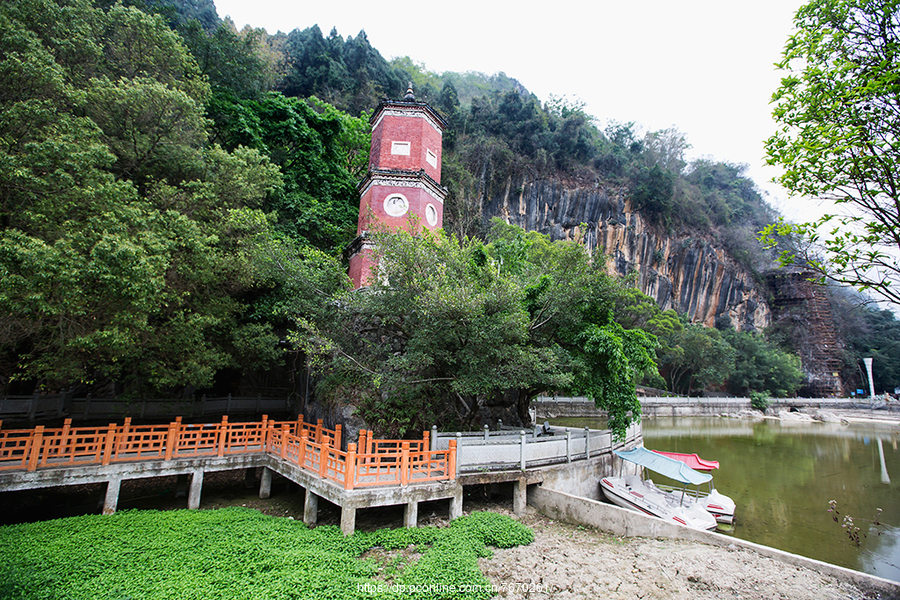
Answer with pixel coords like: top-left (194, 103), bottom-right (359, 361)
top-left (600, 447), bottom-right (718, 531)
top-left (652, 451), bottom-right (736, 525)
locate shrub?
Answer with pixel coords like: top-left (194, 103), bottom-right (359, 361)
top-left (750, 391), bottom-right (771, 412)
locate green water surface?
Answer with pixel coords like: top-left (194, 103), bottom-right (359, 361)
top-left (552, 415), bottom-right (900, 582)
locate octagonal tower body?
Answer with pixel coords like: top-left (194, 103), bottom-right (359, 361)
top-left (348, 89), bottom-right (447, 289)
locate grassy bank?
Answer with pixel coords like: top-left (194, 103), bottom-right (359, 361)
top-left (0, 507), bottom-right (533, 599)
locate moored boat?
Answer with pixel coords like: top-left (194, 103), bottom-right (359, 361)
top-left (652, 450), bottom-right (736, 525)
top-left (600, 447), bottom-right (718, 531)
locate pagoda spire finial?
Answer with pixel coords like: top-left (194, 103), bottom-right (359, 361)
top-left (403, 82), bottom-right (415, 102)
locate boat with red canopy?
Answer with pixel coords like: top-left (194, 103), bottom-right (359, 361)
top-left (652, 451), bottom-right (719, 471)
top-left (650, 450), bottom-right (735, 525)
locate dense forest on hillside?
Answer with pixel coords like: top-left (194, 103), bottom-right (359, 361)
top-left (1, 0), bottom-right (897, 432)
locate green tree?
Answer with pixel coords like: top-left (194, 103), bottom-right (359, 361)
top-left (658, 323), bottom-right (736, 396)
top-left (721, 329), bottom-right (804, 397)
top-left (209, 90), bottom-right (366, 251)
top-left (762, 0), bottom-right (900, 305)
top-left (297, 222), bottom-right (657, 440)
top-left (0, 0), bottom-right (295, 394)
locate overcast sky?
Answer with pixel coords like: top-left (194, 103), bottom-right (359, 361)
top-left (213, 0), bottom-right (811, 220)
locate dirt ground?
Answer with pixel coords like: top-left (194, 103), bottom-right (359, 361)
top-left (477, 505), bottom-right (886, 600)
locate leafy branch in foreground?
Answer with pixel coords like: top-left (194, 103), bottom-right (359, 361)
top-left (762, 0), bottom-right (900, 306)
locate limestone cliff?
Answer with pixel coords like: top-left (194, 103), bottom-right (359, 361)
top-left (481, 177), bottom-right (771, 330)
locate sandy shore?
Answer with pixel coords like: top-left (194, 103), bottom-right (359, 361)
top-left (477, 506), bottom-right (886, 600)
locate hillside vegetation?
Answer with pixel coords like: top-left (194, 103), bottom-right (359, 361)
top-left (2, 0), bottom-right (897, 430)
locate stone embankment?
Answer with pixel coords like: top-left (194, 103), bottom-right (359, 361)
top-left (534, 395), bottom-right (900, 422)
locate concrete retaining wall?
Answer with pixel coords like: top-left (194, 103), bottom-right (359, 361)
top-left (535, 396), bottom-right (900, 419)
top-left (527, 486), bottom-right (900, 598)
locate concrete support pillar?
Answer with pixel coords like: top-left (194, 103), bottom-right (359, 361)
top-left (103, 476), bottom-right (122, 515)
top-left (259, 467), bottom-right (273, 499)
top-left (404, 501), bottom-right (418, 528)
top-left (513, 478), bottom-right (527, 516)
top-left (303, 490), bottom-right (318, 526)
top-left (340, 506), bottom-right (356, 536)
top-left (243, 467), bottom-right (256, 489)
top-left (449, 486), bottom-right (463, 520)
top-left (187, 469), bottom-right (204, 509)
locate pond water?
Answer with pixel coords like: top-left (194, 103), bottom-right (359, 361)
top-left (551, 415), bottom-right (900, 582)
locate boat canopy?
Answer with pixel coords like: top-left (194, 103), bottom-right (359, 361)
top-left (651, 450), bottom-right (719, 471)
top-left (614, 447), bottom-right (713, 485)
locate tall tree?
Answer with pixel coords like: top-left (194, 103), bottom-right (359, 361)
top-left (0, 0), bottom-right (295, 394)
top-left (297, 221), bottom-right (658, 440)
top-left (762, 0), bottom-right (900, 305)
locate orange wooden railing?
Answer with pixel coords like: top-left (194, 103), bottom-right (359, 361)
top-left (0, 417), bottom-right (456, 490)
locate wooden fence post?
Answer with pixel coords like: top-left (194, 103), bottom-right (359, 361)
top-left (164, 420), bottom-right (178, 461)
top-left (26, 426), bottom-right (44, 471)
top-left (280, 424), bottom-right (289, 460)
top-left (334, 424), bottom-right (342, 450)
top-left (60, 418), bottom-right (72, 460)
top-left (345, 443), bottom-right (357, 490)
top-left (315, 419), bottom-right (323, 445)
top-left (400, 442), bottom-right (410, 487)
top-left (358, 430), bottom-right (368, 465)
top-left (118, 417), bottom-right (131, 459)
top-left (298, 431), bottom-right (307, 468)
top-left (318, 439), bottom-right (329, 479)
top-left (217, 416), bottom-right (228, 457)
top-left (260, 414), bottom-right (268, 447)
top-left (448, 439), bottom-right (457, 481)
top-left (102, 423), bottom-right (117, 466)
top-left (265, 422), bottom-right (274, 453)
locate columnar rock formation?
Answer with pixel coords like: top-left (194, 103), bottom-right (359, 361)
top-left (482, 178), bottom-right (771, 331)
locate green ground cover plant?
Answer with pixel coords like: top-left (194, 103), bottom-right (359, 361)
top-left (0, 507), bottom-right (533, 600)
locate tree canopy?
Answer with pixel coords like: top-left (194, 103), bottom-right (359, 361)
top-left (762, 0), bottom-right (900, 305)
top-left (296, 221), bottom-right (658, 440)
top-left (0, 0), bottom-right (341, 395)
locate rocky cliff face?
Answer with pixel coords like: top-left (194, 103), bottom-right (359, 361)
top-left (482, 177), bottom-right (771, 330)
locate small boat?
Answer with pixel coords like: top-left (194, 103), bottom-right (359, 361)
top-left (652, 450), bottom-right (736, 525)
top-left (600, 447), bottom-right (718, 531)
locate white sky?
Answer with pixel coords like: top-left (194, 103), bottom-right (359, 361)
top-left (213, 0), bottom-right (811, 220)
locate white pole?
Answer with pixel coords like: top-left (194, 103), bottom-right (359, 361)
top-left (864, 357), bottom-right (875, 400)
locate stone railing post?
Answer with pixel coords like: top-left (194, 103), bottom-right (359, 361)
top-left (483, 423), bottom-right (490, 441)
top-left (431, 425), bottom-right (438, 451)
top-left (584, 427), bottom-right (591, 459)
top-left (520, 430), bottom-right (527, 470)
top-left (566, 428), bottom-right (572, 463)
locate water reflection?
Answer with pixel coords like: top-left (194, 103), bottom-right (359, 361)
top-left (551, 415), bottom-right (900, 582)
